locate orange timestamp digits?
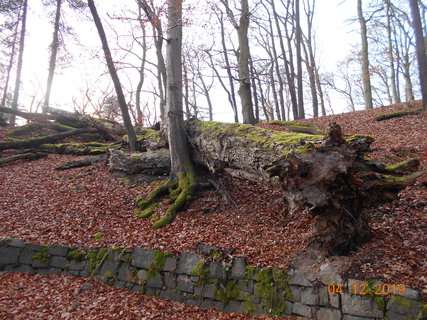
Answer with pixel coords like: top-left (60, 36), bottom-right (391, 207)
top-left (327, 283), bottom-right (406, 295)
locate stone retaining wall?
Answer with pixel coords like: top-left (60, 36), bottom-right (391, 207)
top-left (0, 238), bottom-right (424, 319)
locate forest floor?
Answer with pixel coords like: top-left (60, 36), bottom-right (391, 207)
top-left (0, 101), bottom-right (425, 319)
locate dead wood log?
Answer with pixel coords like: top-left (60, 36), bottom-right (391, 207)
top-left (0, 128), bottom-right (97, 151)
top-left (109, 149), bottom-right (171, 175)
top-left (185, 119), bottom-right (422, 256)
top-left (0, 152), bottom-right (48, 166)
top-left (55, 154), bottom-right (108, 170)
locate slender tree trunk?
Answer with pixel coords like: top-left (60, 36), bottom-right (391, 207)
top-left (386, 0), bottom-right (399, 104)
top-left (357, 0), bottom-right (374, 109)
top-left (182, 56), bottom-right (190, 118)
top-left (315, 66), bottom-right (326, 116)
top-left (265, 6), bottom-right (285, 120)
top-left (1, 10), bottom-right (20, 111)
top-left (236, 0), bottom-right (255, 124)
top-left (138, 0), bottom-right (167, 117)
top-left (43, 0), bottom-right (62, 113)
top-left (10, 0), bottom-right (28, 126)
top-left (198, 73), bottom-right (213, 121)
top-left (249, 57), bottom-right (260, 122)
top-left (295, 0), bottom-right (305, 119)
top-left (87, 0), bottom-right (137, 151)
top-left (135, 8), bottom-right (148, 126)
top-left (218, 12), bottom-right (239, 123)
top-left (409, 0), bottom-right (427, 110)
top-left (270, 0), bottom-right (298, 120)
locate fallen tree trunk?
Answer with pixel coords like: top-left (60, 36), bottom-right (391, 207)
top-left (0, 128), bottom-right (97, 151)
top-left (0, 151), bottom-right (48, 166)
top-left (185, 120), bottom-right (422, 256)
top-left (116, 119), bottom-right (422, 256)
top-left (55, 154), bottom-right (108, 170)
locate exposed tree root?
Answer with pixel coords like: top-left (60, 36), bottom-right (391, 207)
top-left (134, 167), bottom-right (198, 229)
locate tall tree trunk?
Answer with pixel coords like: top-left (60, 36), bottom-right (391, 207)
top-left (295, 0), bottom-right (305, 119)
top-left (87, 0), bottom-right (137, 151)
top-left (409, 0), bottom-right (427, 110)
top-left (386, 0), bottom-right (399, 104)
top-left (264, 4), bottom-right (285, 120)
top-left (43, 0), bottom-right (62, 113)
top-left (137, 0), bottom-right (167, 117)
top-left (357, 0), bottom-right (374, 109)
top-left (1, 9), bottom-right (20, 111)
top-left (249, 56), bottom-right (260, 122)
top-left (135, 8), bottom-right (148, 126)
top-left (219, 13), bottom-right (239, 123)
top-left (236, 0), bottom-right (255, 124)
top-left (270, 0), bottom-right (298, 120)
top-left (10, 0), bottom-right (28, 126)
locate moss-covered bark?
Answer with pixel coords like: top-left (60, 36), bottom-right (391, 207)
top-left (374, 107), bottom-right (423, 121)
top-left (0, 152), bottom-right (48, 166)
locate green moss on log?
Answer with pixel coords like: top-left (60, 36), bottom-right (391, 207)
top-left (346, 134), bottom-right (374, 143)
top-left (261, 120), bottom-right (325, 135)
top-left (0, 152), bottom-right (48, 165)
top-left (6, 122), bottom-right (76, 138)
top-left (124, 128), bottom-right (162, 144)
top-left (196, 121), bottom-right (323, 156)
top-left (41, 142), bottom-right (118, 155)
top-left (374, 108), bottom-right (423, 121)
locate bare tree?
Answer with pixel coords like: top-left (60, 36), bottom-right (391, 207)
top-left (357, 0), bottom-right (374, 109)
top-left (220, 0), bottom-right (255, 124)
top-left (87, 0), bottom-right (137, 150)
top-left (10, 0), bottom-right (27, 126)
top-left (409, 0), bottom-right (427, 110)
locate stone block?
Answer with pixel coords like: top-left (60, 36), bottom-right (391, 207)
top-left (289, 273), bottom-right (313, 286)
top-left (224, 301), bottom-right (245, 314)
top-left (117, 265), bottom-right (132, 282)
top-left (176, 253), bottom-right (201, 274)
top-left (32, 257), bottom-right (50, 268)
top-left (388, 311), bottom-right (407, 320)
top-left (131, 248), bottom-right (154, 269)
top-left (50, 256), bottom-right (69, 269)
top-left (69, 261), bottom-right (85, 271)
top-left (202, 283), bottom-right (217, 299)
top-left (18, 249), bottom-right (34, 264)
top-left (164, 273), bottom-right (176, 289)
top-left (99, 260), bottom-right (119, 278)
top-left (301, 286), bottom-right (319, 305)
top-left (145, 287), bottom-right (159, 296)
top-left (399, 288), bottom-right (422, 301)
top-left (237, 279), bottom-right (253, 293)
top-left (137, 270), bottom-right (148, 283)
top-left (48, 245), bottom-right (69, 256)
top-left (0, 247), bottom-right (21, 265)
top-left (4, 264), bottom-right (33, 273)
top-left (209, 261), bottom-right (227, 279)
top-left (319, 287), bottom-right (330, 306)
top-left (290, 285), bottom-right (302, 302)
top-left (147, 273), bottom-right (163, 288)
top-left (342, 316), bottom-right (372, 320)
top-left (7, 238), bottom-right (26, 248)
top-left (163, 257), bottom-right (177, 272)
top-left (160, 289), bottom-right (183, 302)
top-left (387, 295), bottom-right (421, 319)
top-left (37, 267), bottom-right (61, 275)
top-left (113, 281), bottom-right (126, 289)
top-left (27, 244), bottom-right (44, 251)
top-left (318, 269), bottom-right (344, 286)
top-left (342, 293), bottom-right (383, 318)
top-left (177, 275), bottom-right (195, 293)
top-left (317, 307), bottom-right (341, 320)
top-left (230, 258), bottom-right (247, 279)
top-left (292, 302), bottom-right (313, 318)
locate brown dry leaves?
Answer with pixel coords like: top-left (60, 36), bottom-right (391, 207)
top-left (0, 272), bottom-right (298, 320)
top-left (0, 101), bottom-right (426, 314)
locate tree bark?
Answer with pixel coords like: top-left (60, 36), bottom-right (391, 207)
top-left (87, 0), bottom-right (137, 151)
top-left (10, 0), bottom-right (27, 126)
top-left (357, 0), bottom-right (374, 109)
top-left (43, 0), bottom-right (62, 113)
top-left (409, 0), bottom-right (427, 111)
top-left (295, 0), bottom-right (305, 119)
